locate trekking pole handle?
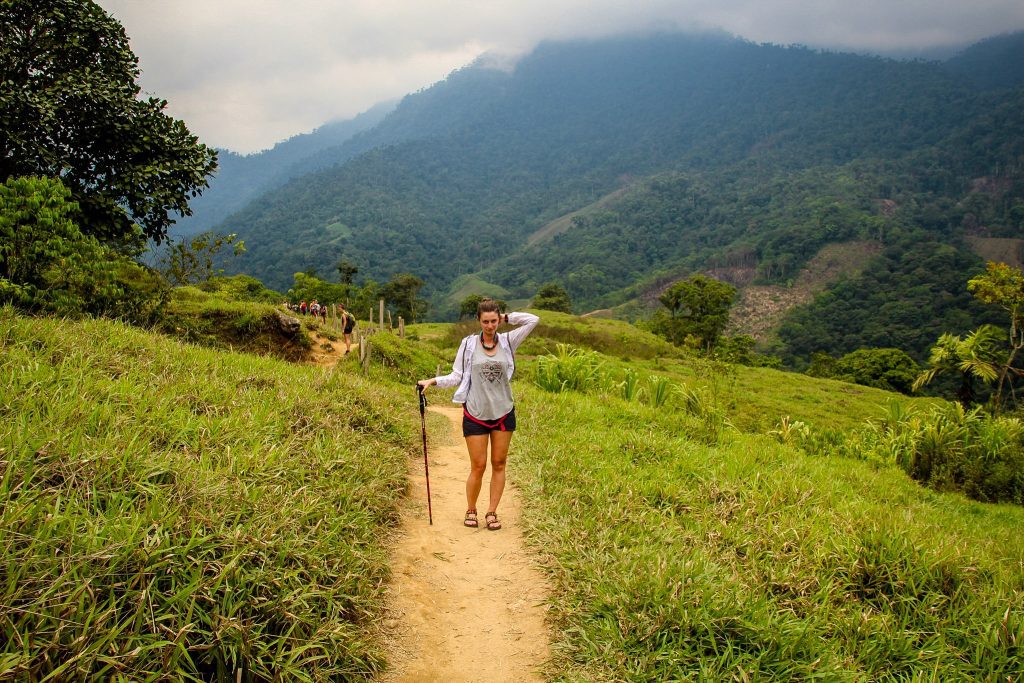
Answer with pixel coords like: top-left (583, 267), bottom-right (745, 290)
top-left (417, 383), bottom-right (427, 415)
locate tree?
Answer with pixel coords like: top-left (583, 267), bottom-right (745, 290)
top-left (460, 294), bottom-right (506, 319)
top-left (0, 0), bottom-right (217, 246)
top-left (656, 274), bottom-right (737, 349)
top-left (832, 348), bottom-right (920, 394)
top-left (968, 262), bottom-right (1024, 409)
top-left (288, 272), bottom-right (347, 307)
top-left (158, 232), bottom-right (245, 287)
top-left (806, 351), bottom-right (839, 379)
top-left (382, 273), bottom-right (428, 324)
top-left (337, 259), bottom-right (359, 285)
top-left (0, 175), bottom-right (165, 319)
top-left (913, 325), bottom-right (1004, 408)
top-left (532, 282), bottom-right (572, 313)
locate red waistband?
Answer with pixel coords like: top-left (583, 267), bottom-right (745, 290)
top-left (463, 406), bottom-right (510, 431)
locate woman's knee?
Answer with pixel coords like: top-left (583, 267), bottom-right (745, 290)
top-left (468, 457), bottom-right (488, 476)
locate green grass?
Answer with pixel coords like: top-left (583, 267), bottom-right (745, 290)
top-left (648, 357), bottom-right (942, 433)
top-left (514, 310), bottom-right (684, 361)
top-left (0, 306), bottom-right (418, 680)
top-left (512, 313), bottom-right (938, 431)
top-left (4, 302), bottom-right (1022, 681)
top-left (511, 386), bottom-right (1024, 681)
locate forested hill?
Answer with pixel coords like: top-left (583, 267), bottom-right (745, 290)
top-left (172, 101), bottom-right (395, 236)
top-left (220, 30), bottom-right (1024, 364)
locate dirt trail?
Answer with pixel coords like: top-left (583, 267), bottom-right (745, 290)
top-left (381, 404), bottom-right (551, 682)
top-left (307, 329), bottom-right (349, 367)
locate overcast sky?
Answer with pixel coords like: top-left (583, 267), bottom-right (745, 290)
top-left (97, 0), bottom-right (1024, 154)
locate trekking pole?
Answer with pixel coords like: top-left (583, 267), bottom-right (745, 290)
top-left (417, 384), bottom-right (433, 525)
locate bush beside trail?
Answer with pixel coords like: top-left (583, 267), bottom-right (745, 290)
top-left (0, 307), bottom-right (413, 680)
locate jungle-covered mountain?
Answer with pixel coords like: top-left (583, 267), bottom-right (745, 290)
top-left (218, 30), bottom-right (1024, 364)
top-left (173, 101), bottom-right (395, 236)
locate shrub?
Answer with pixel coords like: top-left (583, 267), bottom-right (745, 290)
top-left (533, 344), bottom-right (605, 393)
top-left (0, 176), bottom-right (167, 321)
top-left (782, 399), bottom-right (1024, 505)
top-left (532, 282), bottom-right (572, 313)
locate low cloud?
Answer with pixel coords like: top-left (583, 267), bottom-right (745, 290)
top-left (98, 0), bottom-right (1024, 153)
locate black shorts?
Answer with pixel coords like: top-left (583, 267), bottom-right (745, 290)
top-left (343, 324), bottom-right (354, 334)
top-left (462, 406), bottom-right (516, 437)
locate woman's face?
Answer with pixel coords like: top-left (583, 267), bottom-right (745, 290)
top-left (479, 310), bottom-right (500, 336)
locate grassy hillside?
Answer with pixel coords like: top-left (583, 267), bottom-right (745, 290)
top-left (0, 306), bottom-right (439, 680)
top-left (3, 305), bottom-right (1021, 679)
top-left (428, 311), bottom-right (936, 432)
top-left (434, 312), bottom-right (1023, 678)
top-left (513, 386), bottom-right (1024, 680)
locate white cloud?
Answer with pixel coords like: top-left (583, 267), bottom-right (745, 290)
top-left (97, 0), bottom-right (1024, 153)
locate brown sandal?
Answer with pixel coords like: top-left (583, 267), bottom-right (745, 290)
top-left (485, 512), bottom-right (501, 531)
top-left (464, 510), bottom-right (478, 528)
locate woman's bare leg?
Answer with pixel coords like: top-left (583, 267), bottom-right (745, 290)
top-left (465, 434), bottom-right (490, 511)
top-left (486, 430), bottom-right (513, 514)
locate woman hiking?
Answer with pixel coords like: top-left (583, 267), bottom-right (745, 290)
top-left (417, 299), bottom-right (539, 530)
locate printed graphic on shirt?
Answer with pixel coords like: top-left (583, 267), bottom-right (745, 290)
top-left (481, 360), bottom-right (503, 382)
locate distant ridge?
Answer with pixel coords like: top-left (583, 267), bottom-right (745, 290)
top-left (943, 30), bottom-right (1024, 90)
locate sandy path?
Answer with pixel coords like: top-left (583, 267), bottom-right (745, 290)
top-left (307, 329), bottom-right (349, 367)
top-left (381, 404), bottom-right (551, 682)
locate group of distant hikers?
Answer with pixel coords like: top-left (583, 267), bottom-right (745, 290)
top-left (286, 300), bottom-right (356, 355)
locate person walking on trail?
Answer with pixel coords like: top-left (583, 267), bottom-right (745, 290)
top-left (417, 299), bottom-right (539, 531)
top-left (339, 304), bottom-right (355, 355)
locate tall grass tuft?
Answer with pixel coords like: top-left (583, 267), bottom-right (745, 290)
top-left (677, 384), bottom-right (732, 445)
top-left (533, 343), bottom-right (605, 393)
top-left (645, 374), bottom-right (673, 408)
top-left (618, 368), bottom-right (642, 402)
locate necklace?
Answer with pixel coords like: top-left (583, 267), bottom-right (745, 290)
top-left (480, 332), bottom-right (497, 351)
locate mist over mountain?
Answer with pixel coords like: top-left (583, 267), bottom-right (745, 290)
top-left (215, 30), bottom-right (1024, 364)
top-left (942, 30), bottom-right (1024, 91)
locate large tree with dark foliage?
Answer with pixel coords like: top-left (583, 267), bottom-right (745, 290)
top-left (652, 274), bottom-right (737, 349)
top-left (0, 0), bottom-right (217, 247)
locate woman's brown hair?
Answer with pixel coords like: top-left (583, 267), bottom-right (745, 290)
top-left (477, 297), bottom-right (502, 319)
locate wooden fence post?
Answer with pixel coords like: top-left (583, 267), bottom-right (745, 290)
top-left (379, 299), bottom-right (385, 334)
top-left (398, 316), bottom-right (404, 338)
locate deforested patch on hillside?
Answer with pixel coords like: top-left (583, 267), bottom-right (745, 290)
top-left (729, 240), bottom-right (882, 340)
top-left (967, 235), bottom-right (1024, 270)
